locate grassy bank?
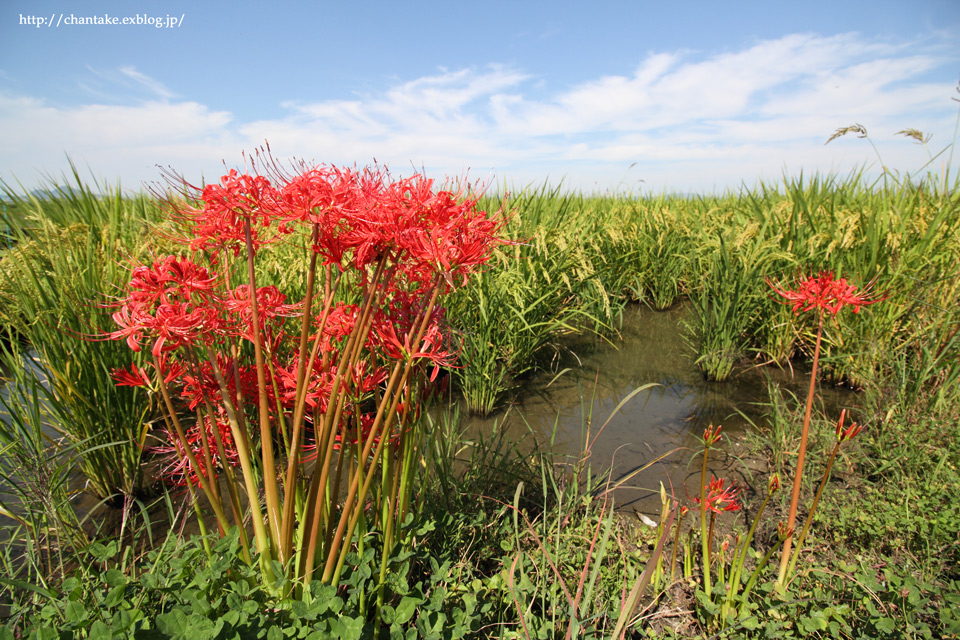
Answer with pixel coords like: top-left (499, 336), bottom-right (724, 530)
top-left (0, 158), bottom-right (958, 637)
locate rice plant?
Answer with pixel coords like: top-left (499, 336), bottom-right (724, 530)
top-left (0, 171), bottom-right (171, 500)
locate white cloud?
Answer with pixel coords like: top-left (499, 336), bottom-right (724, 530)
top-left (0, 33), bottom-right (956, 194)
top-left (117, 66), bottom-right (178, 101)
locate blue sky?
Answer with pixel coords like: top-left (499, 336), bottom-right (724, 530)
top-left (2, 0), bottom-right (958, 194)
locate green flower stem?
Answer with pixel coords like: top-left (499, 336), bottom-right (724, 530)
top-left (243, 218), bottom-right (283, 555)
top-left (722, 485), bottom-right (775, 620)
top-left (202, 346), bottom-right (274, 582)
top-left (700, 440), bottom-right (712, 597)
top-left (324, 277), bottom-right (444, 585)
top-left (152, 352), bottom-right (230, 536)
top-left (787, 440), bottom-right (841, 579)
top-left (669, 509), bottom-right (686, 585)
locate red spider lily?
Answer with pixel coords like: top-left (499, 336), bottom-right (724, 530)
top-left (399, 185), bottom-right (505, 288)
top-left (110, 363), bottom-right (151, 387)
top-left (279, 165), bottom-right (371, 227)
top-left (374, 310), bottom-right (457, 376)
top-left (109, 257), bottom-right (222, 356)
top-left (695, 476), bottom-right (742, 514)
top-left (107, 157), bottom-right (507, 582)
top-left (305, 177), bottom-right (372, 269)
top-left (282, 165), bottom-right (395, 272)
top-left (127, 256), bottom-right (219, 305)
top-left (767, 270), bottom-right (883, 316)
top-left (834, 409), bottom-right (863, 442)
top-left (343, 360), bottom-right (389, 402)
top-left (180, 169), bottom-right (283, 256)
top-left (154, 352), bottom-right (188, 385)
top-left (313, 303), bottom-right (363, 355)
top-left (180, 355), bottom-right (258, 412)
top-left (220, 284), bottom-right (300, 343)
top-left (154, 413), bottom-right (240, 487)
top-left (151, 302), bottom-right (221, 355)
top-left (273, 355), bottom-right (336, 412)
top-left (111, 301), bottom-right (220, 356)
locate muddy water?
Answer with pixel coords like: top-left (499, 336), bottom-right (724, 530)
top-left (460, 303), bottom-right (851, 515)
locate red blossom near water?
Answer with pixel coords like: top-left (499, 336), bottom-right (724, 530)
top-left (834, 409), bottom-right (863, 442)
top-left (127, 256), bottom-right (218, 305)
top-left (396, 182), bottom-right (505, 288)
top-left (695, 476), bottom-right (742, 514)
top-left (283, 168), bottom-right (503, 284)
top-left (374, 309), bottom-right (456, 376)
top-left (767, 270), bottom-right (883, 316)
top-left (111, 363), bottom-right (152, 387)
top-left (272, 354), bottom-right (336, 412)
top-left (277, 164), bottom-right (393, 271)
top-left (179, 355), bottom-right (257, 412)
top-left (314, 303), bottom-right (363, 355)
top-left (346, 360), bottom-right (389, 399)
top-left (154, 353), bottom-right (188, 385)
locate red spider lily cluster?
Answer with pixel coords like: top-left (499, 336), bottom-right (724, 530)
top-left (767, 270), bottom-right (883, 316)
top-left (108, 160), bottom-right (503, 495)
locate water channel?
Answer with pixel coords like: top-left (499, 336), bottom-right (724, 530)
top-left (459, 302), bottom-right (851, 515)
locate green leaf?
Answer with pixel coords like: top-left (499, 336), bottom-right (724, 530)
top-left (64, 600), bottom-right (89, 624)
top-left (380, 605), bottom-right (397, 625)
top-left (739, 615), bottom-right (760, 630)
top-left (395, 597), bottom-right (419, 624)
top-left (0, 576), bottom-right (56, 600)
top-left (88, 621), bottom-right (113, 640)
top-left (332, 616), bottom-right (363, 640)
top-left (28, 627), bottom-right (60, 640)
top-left (103, 585), bottom-right (126, 608)
top-left (156, 610), bottom-right (191, 637)
top-left (875, 617), bottom-right (896, 634)
top-left (104, 568), bottom-right (126, 588)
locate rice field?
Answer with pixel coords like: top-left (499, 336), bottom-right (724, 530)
top-left (0, 161), bottom-right (958, 637)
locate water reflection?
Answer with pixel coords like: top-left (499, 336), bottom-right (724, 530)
top-left (462, 303), bottom-right (852, 514)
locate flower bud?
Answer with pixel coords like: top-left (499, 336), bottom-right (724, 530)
top-left (768, 473), bottom-right (781, 493)
top-left (703, 424), bottom-right (723, 447)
